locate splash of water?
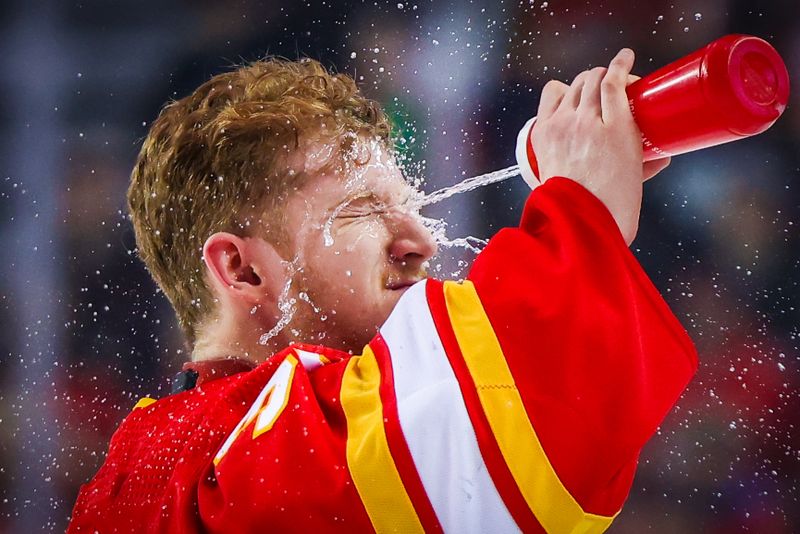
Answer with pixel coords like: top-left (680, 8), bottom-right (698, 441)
top-left (411, 164), bottom-right (520, 208)
top-left (258, 259), bottom-right (300, 346)
top-left (421, 215), bottom-right (488, 255)
top-left (322, 137), bottom-right (396, 248)
top-left (322, 199), bottom-right (353, 247)
top-left (410, 165), bottom-right (520, 256)
top-left (440, 235), bottom-right (489, 254)
top-left (298, 291), bottom-right (321, 313)
top-left (320, 162), bottom-right (523, 257)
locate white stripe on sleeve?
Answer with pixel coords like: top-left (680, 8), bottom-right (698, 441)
top-left (380, 280), bottom-right (519, 534)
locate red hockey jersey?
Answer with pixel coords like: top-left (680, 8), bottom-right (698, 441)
top-left (68, 177), bottom-right (697, 533)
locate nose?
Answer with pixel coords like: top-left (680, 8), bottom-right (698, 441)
top-left (386, 208), bottom-right (438, 265)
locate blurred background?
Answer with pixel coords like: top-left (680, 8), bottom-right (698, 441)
top-left (0, 0), bottom-right (798, 531)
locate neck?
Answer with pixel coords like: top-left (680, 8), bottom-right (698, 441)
top-left (191, 308), bottom-right (292, 364)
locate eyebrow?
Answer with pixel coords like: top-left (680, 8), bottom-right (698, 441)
top-left (344, 191), bottom-right (381, 204)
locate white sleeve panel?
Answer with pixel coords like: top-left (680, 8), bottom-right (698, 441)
top-left (379, 280), bottom-right (519, 534)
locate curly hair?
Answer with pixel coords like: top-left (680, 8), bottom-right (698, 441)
top-left (127, 58), bottom-right (391, 350)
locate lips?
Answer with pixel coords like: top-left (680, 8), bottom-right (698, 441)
top-left (386, 278), bottom-right (422, 291)
top-left (385, 268), bottom-right (428, 291)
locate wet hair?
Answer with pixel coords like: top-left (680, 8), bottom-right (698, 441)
top-left (127, 58), bottom-right (391, 350)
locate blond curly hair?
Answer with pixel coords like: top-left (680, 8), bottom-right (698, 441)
top-left (128, 58), bottom-right (391, 349)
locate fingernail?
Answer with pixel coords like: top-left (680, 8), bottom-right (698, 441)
top-left (619, 48), bottom-right (634, 59)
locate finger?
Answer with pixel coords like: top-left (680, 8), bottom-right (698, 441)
top-left (601, 48), bottom-right (635, 123)
top-left (643, 156), bottom-right (671, 182)
top-left (578, 67), bottom-right (607, 116)
top-left (627, 74), bottom-right (641, 85)
top-left (538, 80), bottom-right (568, 120)
top-left (558, 70), bottom-right (589, 112)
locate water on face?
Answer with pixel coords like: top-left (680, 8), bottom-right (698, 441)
top-left (322, 199), bottom-right (353, 247)
top-left (273, 149), bottom-right (521, 342)
top-left (323, 160), bottom-right (520, 254)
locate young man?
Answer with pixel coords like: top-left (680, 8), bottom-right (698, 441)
top-left (69, 49), bottom-right (696, 533)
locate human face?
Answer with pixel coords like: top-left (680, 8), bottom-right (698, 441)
top-left (279, 139), bottom-right (437, 353)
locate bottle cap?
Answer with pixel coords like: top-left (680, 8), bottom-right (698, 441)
top-left (705, 35), bottom-right (790, 135)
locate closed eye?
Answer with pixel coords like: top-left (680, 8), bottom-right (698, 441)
top-left (335, 195), bottom-right (388, 219)
top-left (336, 207), bottom-right (387, 219)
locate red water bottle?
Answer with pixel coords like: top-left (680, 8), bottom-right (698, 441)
top-left (516, 34), bottom-right (790, 186)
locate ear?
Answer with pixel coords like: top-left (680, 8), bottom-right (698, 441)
top-left (202, 232), bottom-right (286, 307)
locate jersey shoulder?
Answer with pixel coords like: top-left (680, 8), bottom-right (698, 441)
top-left (69, 352), bottom-right (295, 532)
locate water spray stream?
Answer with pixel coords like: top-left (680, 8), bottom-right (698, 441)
top-left (410, 165), bottom-right (520, 256)
top-left (411, 164), bottom-right (520, 208)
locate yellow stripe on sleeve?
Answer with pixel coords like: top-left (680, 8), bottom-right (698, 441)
top-left (340, 346), bottom-right (425, 534)
top-left (442, 280), bottom-right (617, 534)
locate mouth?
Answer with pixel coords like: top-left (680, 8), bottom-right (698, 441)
top-left (385, 278), bottom-right (423, 291)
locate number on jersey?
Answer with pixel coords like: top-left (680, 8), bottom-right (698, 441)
top-left (214, 355), bottom-right (298, 465)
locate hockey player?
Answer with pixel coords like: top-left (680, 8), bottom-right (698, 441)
top-left (68, 48), bottom-right (696, 533)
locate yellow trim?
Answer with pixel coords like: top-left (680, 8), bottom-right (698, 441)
top-left (443, 281), bottom-right (617, 534)
top-left (133, 397), bottom-right (156, 410)
top-left (340, 347), bottom-right (425, 534)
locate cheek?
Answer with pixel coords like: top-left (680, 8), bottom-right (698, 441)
top-left (302, 219), bottom-right (392, 286)
top-left (336, 218), bottom-right (390, 256)
top-left (344, 218), bottom-right (386, 248)
top-left (338, 239), bottom-right (387, 287)
top-left (306, 239), bottom-right (383, 287)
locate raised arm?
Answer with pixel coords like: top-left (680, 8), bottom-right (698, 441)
top-left (529, 48), bottom-right (670, 245)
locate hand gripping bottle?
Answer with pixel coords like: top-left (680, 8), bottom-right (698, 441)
top-left (515, 34), bottom-right (790, 188)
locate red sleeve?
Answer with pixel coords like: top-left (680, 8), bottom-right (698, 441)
top-left (467, 176), bottom-right (698, 515)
